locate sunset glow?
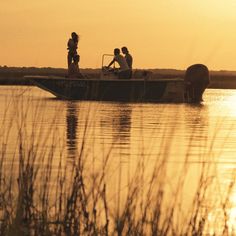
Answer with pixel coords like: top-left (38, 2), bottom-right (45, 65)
top-left (1, 0), bottom-right (236, 70)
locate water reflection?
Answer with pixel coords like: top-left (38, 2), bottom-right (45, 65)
top-left (66, 102), bottom-right (78, 158)
top-left (99, 103), bottom-right (132, 152)
top-left (184, 104), bottom-right (209, 159)
top-left (112, 103), bottom-right (132, 144)
top-left (185, 103), bottom-right (208, 125)
top-left (2, 87), bottom-right (236, 234)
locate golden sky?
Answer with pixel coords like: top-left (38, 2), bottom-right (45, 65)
top-left (1, 0), bottom-right (236, 70)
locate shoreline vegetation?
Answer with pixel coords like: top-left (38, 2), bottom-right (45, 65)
top-left (0, 66), bottom-right (236, 89)
top-left (0, 96), bottom-right (235, 235)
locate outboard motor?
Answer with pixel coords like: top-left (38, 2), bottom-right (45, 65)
top-left (184, 64), bottom-right (210, 103)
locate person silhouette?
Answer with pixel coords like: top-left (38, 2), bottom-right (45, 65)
top-left (67, 32), bottom-right (79, 69)
top-left (107, 48), bottom-right (131, 79)
top-left (68, 54), bottom-right (82, 78)
top-left (121, 47), bottom-right (133, 79)
top-left (121, 47), bottom-right (132, 68)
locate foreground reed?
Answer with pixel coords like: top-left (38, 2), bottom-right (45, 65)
top-left (0, 91), bottom-right (236, 235)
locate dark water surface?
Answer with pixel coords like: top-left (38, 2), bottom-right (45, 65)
top-left (1, 86), bottom-right (236, 234)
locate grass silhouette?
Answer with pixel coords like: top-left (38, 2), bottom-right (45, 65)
top-left (0, 90), bottom-right (236, 235)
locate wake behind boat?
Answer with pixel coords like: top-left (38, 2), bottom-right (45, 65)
top-left (25, 57), bottom-right (210, 103)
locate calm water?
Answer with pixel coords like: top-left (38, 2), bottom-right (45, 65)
top-left (1, 85), bottom-right (236, 234)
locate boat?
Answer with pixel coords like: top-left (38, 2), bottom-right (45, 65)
top-left (25, 56), bottom-right (210, 103)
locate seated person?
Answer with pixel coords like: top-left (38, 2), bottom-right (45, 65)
top-left (107, 48), bottom-right (131, 79)
top-left (68, 54), bottom-right (83, 78)
top-left (121, 46), bottom-right (133, 78)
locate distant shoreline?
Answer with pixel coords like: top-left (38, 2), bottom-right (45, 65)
top-left (0, 66), bottom-right (236, 89)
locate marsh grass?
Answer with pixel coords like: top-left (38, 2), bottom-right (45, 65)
top-left (0, 91), bottom-right (236, 235)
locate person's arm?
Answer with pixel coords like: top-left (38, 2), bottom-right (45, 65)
top-left (107, 58), bottom-right (115, 68)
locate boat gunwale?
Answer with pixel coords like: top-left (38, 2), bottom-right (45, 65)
top-left (24, 75), bottom-right (184, 83)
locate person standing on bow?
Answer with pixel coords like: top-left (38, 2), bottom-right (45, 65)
top-left (67, 32), bottom-right (79, 69)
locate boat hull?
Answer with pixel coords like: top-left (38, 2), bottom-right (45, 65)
top-left (25, 76), bottom-right (187, 102)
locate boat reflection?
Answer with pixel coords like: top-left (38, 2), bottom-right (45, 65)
top-left (66, 102), bottom-right (78, 158)
top-left (99, 103), bottom-right (132, 154)
top-left (185, 103), bottom-right (209, 138)
top-left (113, 103), bottom-right (132, 145)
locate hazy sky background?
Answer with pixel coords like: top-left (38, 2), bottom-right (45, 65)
top-left (1, 0), bottom-right (236, 70)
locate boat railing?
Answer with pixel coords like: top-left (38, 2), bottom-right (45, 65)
top-left (101, 54), bottom-right (114, 68)
top-left (100, 54), bottom-right (118, 79)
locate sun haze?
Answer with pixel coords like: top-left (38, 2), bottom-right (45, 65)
top-left (1, 0), bottom-right (236, 70)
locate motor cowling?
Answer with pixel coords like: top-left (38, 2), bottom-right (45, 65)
top-left (184, 64), bottom-right (210, 102)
